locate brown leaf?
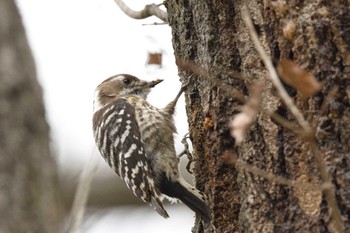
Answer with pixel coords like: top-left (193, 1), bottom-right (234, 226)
top-left (229, 83), bottom-right (262, 144)
top-left (146, 52), bottom-right (162, 66)
top-left (277, 59), bottom-right (322, 99)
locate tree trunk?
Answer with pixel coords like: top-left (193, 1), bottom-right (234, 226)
top-left (0, 1), bottom-right (64, 232)
top-left (166, 1), bottom-right (349, 232)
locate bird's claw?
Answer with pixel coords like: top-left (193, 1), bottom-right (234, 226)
top-left (177, 133), bottom-right (193, 174)
top-left (180, 74), bottom-right (195, 92)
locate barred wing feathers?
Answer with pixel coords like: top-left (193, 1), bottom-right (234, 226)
top-left (93, 98), bottom-right (168, 218)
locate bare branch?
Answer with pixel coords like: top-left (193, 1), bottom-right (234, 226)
top-left (114, 0), bottom-right (168, 23)
top-left (241, 5), bottom-right (312, 136)
top-left (309, 140), bottom-right (345, 233)
top-left (232, 157), bottom-right (323, 192)
top-left (176, 58), bottom-right (246, 102)
top-left (65, 151), bottom-right (99, 233)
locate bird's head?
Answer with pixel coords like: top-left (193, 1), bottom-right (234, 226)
top-left (93, 74), bottom-right (163, 112)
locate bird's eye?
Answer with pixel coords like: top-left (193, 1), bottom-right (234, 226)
top-left (123, 78), bottom-right (131, 85)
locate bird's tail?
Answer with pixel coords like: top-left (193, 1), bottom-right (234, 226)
top-left (150, 195), bottom-right (169, 218)
top-left (158, 175), bottom-right (210, 222)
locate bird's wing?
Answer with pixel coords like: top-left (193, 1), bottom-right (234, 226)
top-left (93, 98), bottom-right (168, 218)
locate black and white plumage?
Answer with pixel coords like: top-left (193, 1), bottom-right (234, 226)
top-left (92, 74), bottom-right (210, 221)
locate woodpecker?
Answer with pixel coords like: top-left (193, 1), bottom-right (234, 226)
top-left (92, 74), bottom-right (210, 221)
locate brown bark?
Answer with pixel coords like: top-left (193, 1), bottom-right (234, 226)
top-left (166, 0), bottom-right (350, 232)
top-left (0, 1), bottom-right (64, 232)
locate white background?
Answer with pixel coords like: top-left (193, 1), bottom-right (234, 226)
top-left (17, 0), bottom-right (194, 232)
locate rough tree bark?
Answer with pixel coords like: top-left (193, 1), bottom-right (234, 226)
top-left (0, 1), bottom-right (64, 232)
top-left (166, 1), bottom-right (349, 232)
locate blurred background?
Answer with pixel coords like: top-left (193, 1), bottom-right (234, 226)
top-left (16, 0), bottom-right (195, 232)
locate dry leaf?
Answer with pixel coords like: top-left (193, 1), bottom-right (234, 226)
top-left (277, 59), bottom-right (322, 99)
top-left (229, 83), bottom-right (262, 144)
top-left (146, 52), bottom-right (162, 66)
top-left (229, 111), bottom-right (254, 144)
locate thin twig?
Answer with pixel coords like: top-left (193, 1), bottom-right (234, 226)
top-left (114, 0), bottom-right (168, 23)
top-left (310, 140), bottom-right (344, 232)
top-left (241, 6), bottom-right (312, 136)
top-left (176, 58), bottom-right (246, 102)
top-left (142, 22), bottom-right (168, 26)
top-left (232, 158), bottom-right (322, 192)
top-left (66, 151), bottom-right (99, 233)
top-left (211, 66), bottom-right (249, 82)
top-left (242, 5), bottom-right (344, 232)
top-left (268, 111), bottom-right (304, 136)
top-left (319, 86), bottom-right (338, 115)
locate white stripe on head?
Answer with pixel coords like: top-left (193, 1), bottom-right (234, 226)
top-left (110, 75), bottom-right (126, 82)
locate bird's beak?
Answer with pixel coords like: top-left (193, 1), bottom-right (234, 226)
top-left (148, 79), bottom-right (163, 88)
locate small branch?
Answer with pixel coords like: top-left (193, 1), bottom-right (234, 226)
top-left (114, 0), bottom-right (168, 23)
top-left (310, 141), bottom-right (344, 233)
top-left (231, 158), bottom-right (323, 192)
top-left (142, 22), bottom-right (168, 26)
top-left (241, 6), bottom-right (312, 136)
top-left (176, 58), bottom-right (246, 102)
top-left (211, 66), bottom-right (249, 82)
top-left (268, 111), bottom-right (304, 136)
top-left (65, 151), bottom-right (99, 233)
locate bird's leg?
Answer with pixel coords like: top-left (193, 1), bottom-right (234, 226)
top-left (177, 133), bottom-right (193, 174)
top-left (164, 77), bottom-right (192, 116)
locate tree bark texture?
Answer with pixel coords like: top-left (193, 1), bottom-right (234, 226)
top-left (166, 1), bottom-right (349, 232)
top-left (0, 1), bottom-right (64, 232)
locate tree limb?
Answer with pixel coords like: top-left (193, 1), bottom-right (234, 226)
top-left (65, 152), bottom-right (98, 233)
top-left (241, 5), bottom-right (312, 136)
top-left (114, 0), bottom-right (168, 23)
